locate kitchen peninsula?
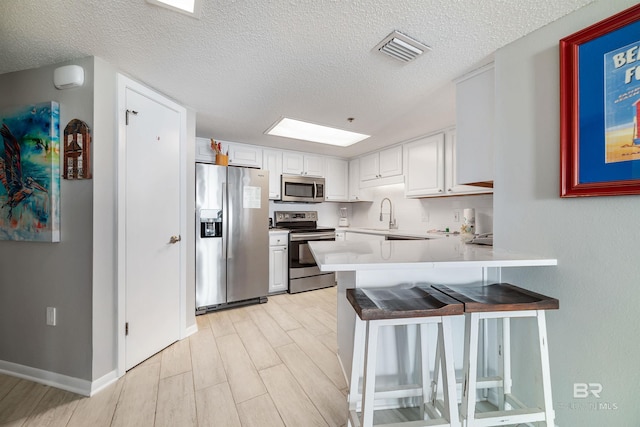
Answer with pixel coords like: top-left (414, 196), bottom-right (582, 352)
top-left (308, 236), bottom-right (558, 397)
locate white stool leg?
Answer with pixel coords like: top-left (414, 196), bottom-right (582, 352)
top-left (349, 317), bottom-right (366, 413)
top-left (419, 323), bottom-right (431, 419)
top-left (502, 317), bottom-right (512, 410)
top-left (430, 326), bottom-right (442, 407)
top-left (361, 320), bottom-right (380, 427)
top-left (440, 316), bottom-right (460, 427)
top-left (461, 312), bottom-right (480, 426)
top-left (537, 310), bottom-right (555, 426)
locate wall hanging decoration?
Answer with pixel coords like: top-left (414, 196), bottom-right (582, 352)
top-left (0, 101), bottom-right (60, 242)
top-left (63, 118), bottom-right (91, 179)
top-left (560, 4), bottom-right (640, 197)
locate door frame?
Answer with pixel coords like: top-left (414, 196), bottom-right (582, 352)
top-left (116, 74), bottom-right (188, 376)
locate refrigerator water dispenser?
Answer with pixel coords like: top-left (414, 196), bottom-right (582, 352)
top-left (200, 209), bottom-right (222, 238)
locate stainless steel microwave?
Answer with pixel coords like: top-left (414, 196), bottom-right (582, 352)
top-left (281, 175), bottom-right (325, 203)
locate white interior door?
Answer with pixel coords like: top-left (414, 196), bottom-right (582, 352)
top-left (123, 85), bottom-right (182, 370)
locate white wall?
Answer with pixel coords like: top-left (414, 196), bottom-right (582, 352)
top-left (494, 1), bottom-right (639, 425)
top-left (92, 57), bottom-right (118, 380)
top-left (348, 184), bottom-right (493, 234)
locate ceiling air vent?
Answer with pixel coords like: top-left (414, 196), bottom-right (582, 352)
top-left (374, 31), bottom-right (431, 63)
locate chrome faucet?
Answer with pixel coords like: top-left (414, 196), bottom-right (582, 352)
top-left (380, 197), bottom-right (398, 229)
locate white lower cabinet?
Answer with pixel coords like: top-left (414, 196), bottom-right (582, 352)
top-left (269, 232), bottom-right (289, 294)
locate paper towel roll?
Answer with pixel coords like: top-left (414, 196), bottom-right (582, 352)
top-left (461, 208), bottom-right (475, 235)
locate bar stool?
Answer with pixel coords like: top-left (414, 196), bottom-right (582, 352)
top-left (433, 283), bottom-right (559, 427)
top-left (346, 284), bottom-right (464, 427)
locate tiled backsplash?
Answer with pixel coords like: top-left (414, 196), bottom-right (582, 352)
top-left (269, 183), bottom-right (493, 234)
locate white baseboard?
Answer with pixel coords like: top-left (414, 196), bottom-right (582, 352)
top-left (89, 369), bottom-right (119, 396)
top-left (0, 360), bottom-right (119, 397)
top-left (184, 323), bottom-right (198, 338)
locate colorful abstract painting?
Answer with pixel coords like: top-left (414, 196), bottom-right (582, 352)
top-left (0, 102), bottom-right (60, 242)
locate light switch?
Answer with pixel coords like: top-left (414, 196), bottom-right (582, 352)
top-left (46, 307), bottom-right (56, 326)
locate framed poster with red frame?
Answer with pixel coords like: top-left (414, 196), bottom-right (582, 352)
top-left (560, 4), bottom-right (640, 197)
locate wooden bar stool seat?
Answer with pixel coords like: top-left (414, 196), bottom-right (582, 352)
top-left (346, 284), bottom-right (464, 427)
top-left (433, 283), bottom-right (559, 427)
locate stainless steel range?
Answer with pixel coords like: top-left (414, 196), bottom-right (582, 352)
top-left (274, 211), bottom-right (335, 293)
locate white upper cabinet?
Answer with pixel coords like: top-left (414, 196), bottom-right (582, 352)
top-left (195, 137), bottom-right (217, 162)
top-left (360, 146), bottom-right (403, 185)
top-left (359, 151), bottom-right (380, 181)
top-left (263, 149), bottom-right (283, 199)
top-left (195, 137), bottom-right (264, 168)
top-left (325, 158), bottom-right (349, 202)
top-left (227, 142), bottom-right (263, 168)
top-left (455, 64), bottom-right (494, 185)
top-left (379, 146), bottom-right (403, 177)
top-left (282, 152), bottom-right (325, 177)
top-left (348, 158), bottom-right (372, 202)
top-left (445, 131), bottom-right (492, 196)
top-left (404, 133), bottom-right (445, 197)
top-left (404, 130), bottom-right (491, 198)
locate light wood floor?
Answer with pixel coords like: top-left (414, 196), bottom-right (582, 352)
top-left (0, 286), bottom-right (350, 427)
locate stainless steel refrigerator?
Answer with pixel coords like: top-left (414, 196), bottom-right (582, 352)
top-left (195, 163), bottom-right (269, 313)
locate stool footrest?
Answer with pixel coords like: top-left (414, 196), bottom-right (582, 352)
top-left (374, 384), bottom-right (424, 400)
top-left (475, 376), bottom-right (503, 389)
top-left (349, 409), bottom-right (455, 427)
top-left (473, 407), bottom-right (546, 425)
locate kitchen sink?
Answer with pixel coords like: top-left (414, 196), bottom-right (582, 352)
top-left (385, 234), bottom-right (429, 240)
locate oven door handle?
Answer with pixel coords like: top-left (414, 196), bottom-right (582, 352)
top-left (290, 233), bottom-right (336, 241)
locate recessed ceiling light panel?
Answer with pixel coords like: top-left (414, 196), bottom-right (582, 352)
top-left (374, 30), bottom-right (431, 63)
top-left (265, 118), bottom-right (370, 147)
top-left (146, 0), bottom-right (201, 18)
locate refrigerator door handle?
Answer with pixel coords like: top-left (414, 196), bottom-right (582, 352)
top-left (222, 183), bottom-right (228, 259)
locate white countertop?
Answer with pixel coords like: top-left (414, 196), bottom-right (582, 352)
top-left (335, 227), bottom-right (448, 239)
top-left (268, 228), bottom-right (289, 234)
top-left (308, 237), bottom-right (557, 271)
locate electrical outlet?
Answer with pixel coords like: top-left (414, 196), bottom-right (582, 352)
top-left (46, 307), bottom-right (56, 326)
top-left (454, 210), bottom-right (460, 222)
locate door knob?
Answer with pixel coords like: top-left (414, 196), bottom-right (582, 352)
top-left (169, 235), bottom-right (181, 244)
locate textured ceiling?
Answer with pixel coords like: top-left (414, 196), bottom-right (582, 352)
top-left (0, 0), bottom-right (593, 157)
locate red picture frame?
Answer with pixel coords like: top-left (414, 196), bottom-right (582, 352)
top-left (560, 4), bottom-right (640, 197)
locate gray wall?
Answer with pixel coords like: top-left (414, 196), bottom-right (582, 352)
top-left (0, 56), bottom-right (196, 385)
top-left (494, 1), bottom-right (639, 425)
top-left (0, 57), bottom-right (96, 380)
